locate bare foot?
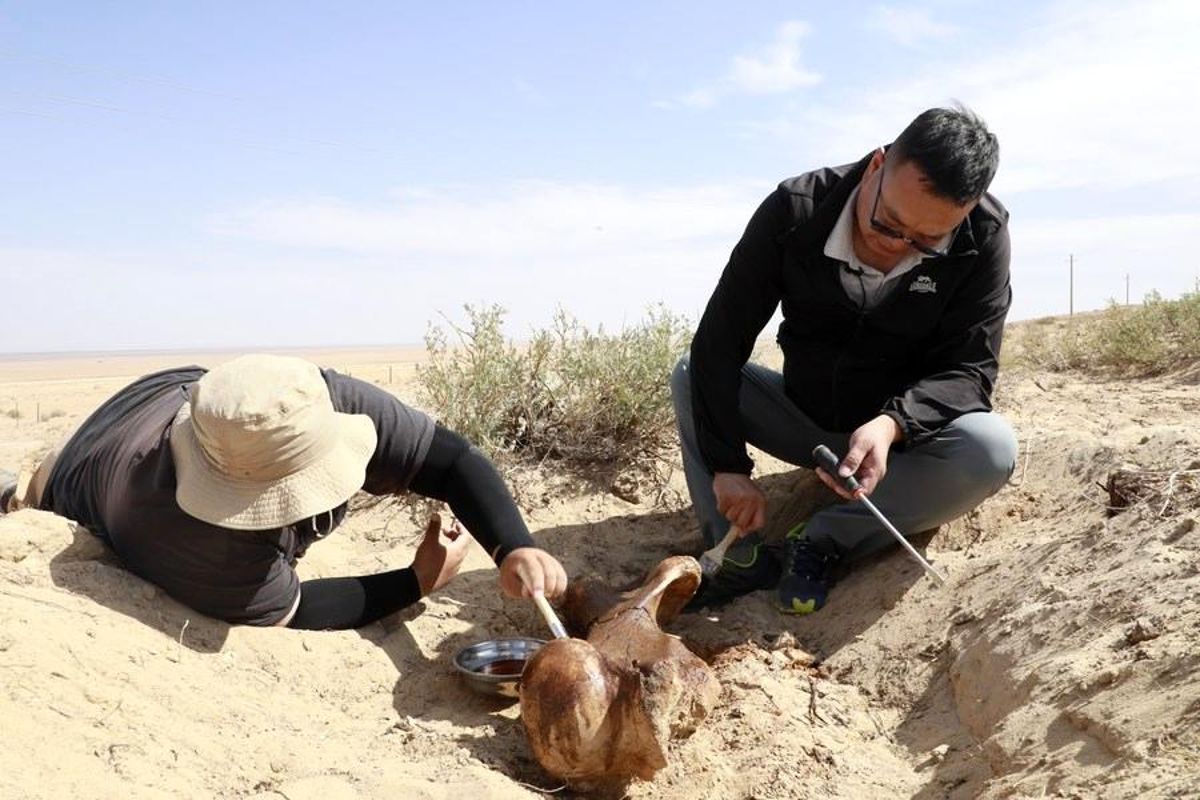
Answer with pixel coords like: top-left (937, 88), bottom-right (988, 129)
top-left (411, 514), bottom-right (471, 596)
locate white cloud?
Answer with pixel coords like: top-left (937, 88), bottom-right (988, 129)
top-left (750, 0), bottom-right (1200, 195)
top-left (677, 88), bottom-right (717, 110)
top-left (7, 199), bottom-right (1195, 352)
top-left (665, 20), bottom-right (821, 109)
top-left (513, 78), bottom-right (546, 105)
top-left (209, 181), bottom-right (761, 261)
top-left (1009, 210), bottom-right (1200, 320)
top-left (0, 179), bottom-right (768, 351)
top-left (9, 1), bottom-right (1197, 353)
top-left (727, 21), bottom-right (821, 94)
top-left (866, 5), bottom-right (958, 47)
top-left (9, 194), bottom-right (1198, 352)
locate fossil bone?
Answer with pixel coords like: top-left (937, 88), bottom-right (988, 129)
top-left (519, 556), bottom-right (720, 791)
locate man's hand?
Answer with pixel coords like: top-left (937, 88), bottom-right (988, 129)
top-left (499, 548), bottom-right (569, 600)
top-left (815, 415), bottom-right (902, 499)
top-left (712, 472), bottom-right (766, 534)
top-left (411, 514), bottom-right (471, 596)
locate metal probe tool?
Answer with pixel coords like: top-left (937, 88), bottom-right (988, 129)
top-left (812, 445), bottom-right (947, 586)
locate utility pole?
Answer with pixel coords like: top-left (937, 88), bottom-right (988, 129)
top-left (1069, 254), bottom-right (1074, 316)
top-left (1126, 274), bottom-right (1130, 305)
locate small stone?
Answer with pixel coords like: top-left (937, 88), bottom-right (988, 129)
top-left (610, 474), bottom-right (642, 504)
top-left (1125, 616), bottom-right (1163, 646)
top-left (772, 631), bottom-right (798, 650)
top-left (783, 647), bottom-right (815, 667)
top-left (1166, 516), bottom-right (1196, 543)
top-left (930, 744), bottom-right (951, 762)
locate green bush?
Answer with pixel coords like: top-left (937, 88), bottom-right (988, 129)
top-left (417, 304), bottom-right (691, 479)
top-left (1010, 316), bottom-right (1093, 372)
top-left (1013, 291), bottom-right (1200, 376)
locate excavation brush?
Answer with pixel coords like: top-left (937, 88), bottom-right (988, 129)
top-left (532, 590), bottom-right (569, 639)
top-left (698, 524), bottom-right (743, 577)
top-left (812, 445), bottom-right (948, 586)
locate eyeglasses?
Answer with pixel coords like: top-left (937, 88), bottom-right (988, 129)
top-left (869, 162), bottom-right (953, 258)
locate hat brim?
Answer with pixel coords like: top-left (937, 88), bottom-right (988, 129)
top-left (170, 403), bottom-right (378, 531)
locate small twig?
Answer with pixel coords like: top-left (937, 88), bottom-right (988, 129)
top-left (1077, 488), bottom-right (1123, 511)
top-left (175, 619), bottom-right (190, 663)
top-left (807, 675), bottom-right (826, 724)
top-left (0, 589), bottom-right (99, 618)
top-left (96, 699), bottom-right (124, 726)
top-left (1159, 470), bottom-right (1181, 517)
top-left (1019, 432), bottom-right (1034, 486)
top-left (866, 708), bottom-right (888, 737)
top-left (513, 779), bottom-right (568, 794)
top-left (965, 562), bottom-right (1002, 581)
top-left (757, 684), bottom-right (784, 714)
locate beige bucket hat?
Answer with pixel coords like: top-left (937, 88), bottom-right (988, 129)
top-left (170, 354), bottom-right (378, 530)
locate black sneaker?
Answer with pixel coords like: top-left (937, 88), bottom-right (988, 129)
top-left (777, 524), bottom-right (839, 615)
top-left (684, 531), bottom-right (783, 611)
top-left (0, 469), bottom-right (16, 514)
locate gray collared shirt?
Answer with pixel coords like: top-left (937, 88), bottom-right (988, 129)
top-left (824, 186), bottom-right (950, 311)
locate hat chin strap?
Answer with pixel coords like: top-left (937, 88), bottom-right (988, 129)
top-left (312, 508), bottom-right (334, 539)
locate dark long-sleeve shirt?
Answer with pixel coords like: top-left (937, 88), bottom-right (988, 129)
top-left (40, 366), bottom-right (535, 625)
top-left (690, 151), bottom-right (1011, 475)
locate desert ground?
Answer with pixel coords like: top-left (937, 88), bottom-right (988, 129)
top-left (1, 332), bottom-right (1197, 799)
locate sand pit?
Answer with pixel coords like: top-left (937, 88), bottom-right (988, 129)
top-left (1, 342), bottom-right (1198, 799)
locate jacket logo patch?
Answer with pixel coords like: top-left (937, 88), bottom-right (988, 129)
top-left (909, 275), bottom-right (937, 294)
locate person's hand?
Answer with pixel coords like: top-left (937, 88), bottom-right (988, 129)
top-left (411, 514), bottom-right (471, 596)
top-left (499, 548), bottom-right (569, 600)
top-left (712, 472), bottom-right (766, 534)
top-left (814, 415), bottom-right (902, 500)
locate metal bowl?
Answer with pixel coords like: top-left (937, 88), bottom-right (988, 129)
top-left (453, 637), bottom-right (545, 699)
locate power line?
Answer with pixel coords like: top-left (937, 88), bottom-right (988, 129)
top-left (1069, 253), bottom-right (1074, 316)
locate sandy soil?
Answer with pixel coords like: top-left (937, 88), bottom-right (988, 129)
top-left (1, 333), bottom-right (1197, 799)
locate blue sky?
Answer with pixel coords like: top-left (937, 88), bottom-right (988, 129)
top-left (2, 1), bottom-right (1197, 352)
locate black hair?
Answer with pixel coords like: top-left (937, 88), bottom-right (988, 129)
top-left (888, 104), bottom-right (999, 205)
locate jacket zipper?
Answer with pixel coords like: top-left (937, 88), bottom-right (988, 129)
top-left (831, 271), bottom-right (869, 430)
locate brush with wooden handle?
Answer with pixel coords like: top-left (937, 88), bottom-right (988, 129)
top-left (698, 524), bottom-right (743, 577)
top-left (532, 590), bottom-right (569, 639)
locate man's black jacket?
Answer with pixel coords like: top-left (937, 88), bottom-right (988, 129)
top-left (689, 150), bottom-right (1011, 475)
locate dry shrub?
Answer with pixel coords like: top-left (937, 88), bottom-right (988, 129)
top-left (417, 304), bottom-right (691, 486)
top-left (1010, 316), bottom-right (1094, 371)
top-left (1015, 291), bottom-right (1200, 376)
top-left (1104, 464), bottom-right (1200, 518)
